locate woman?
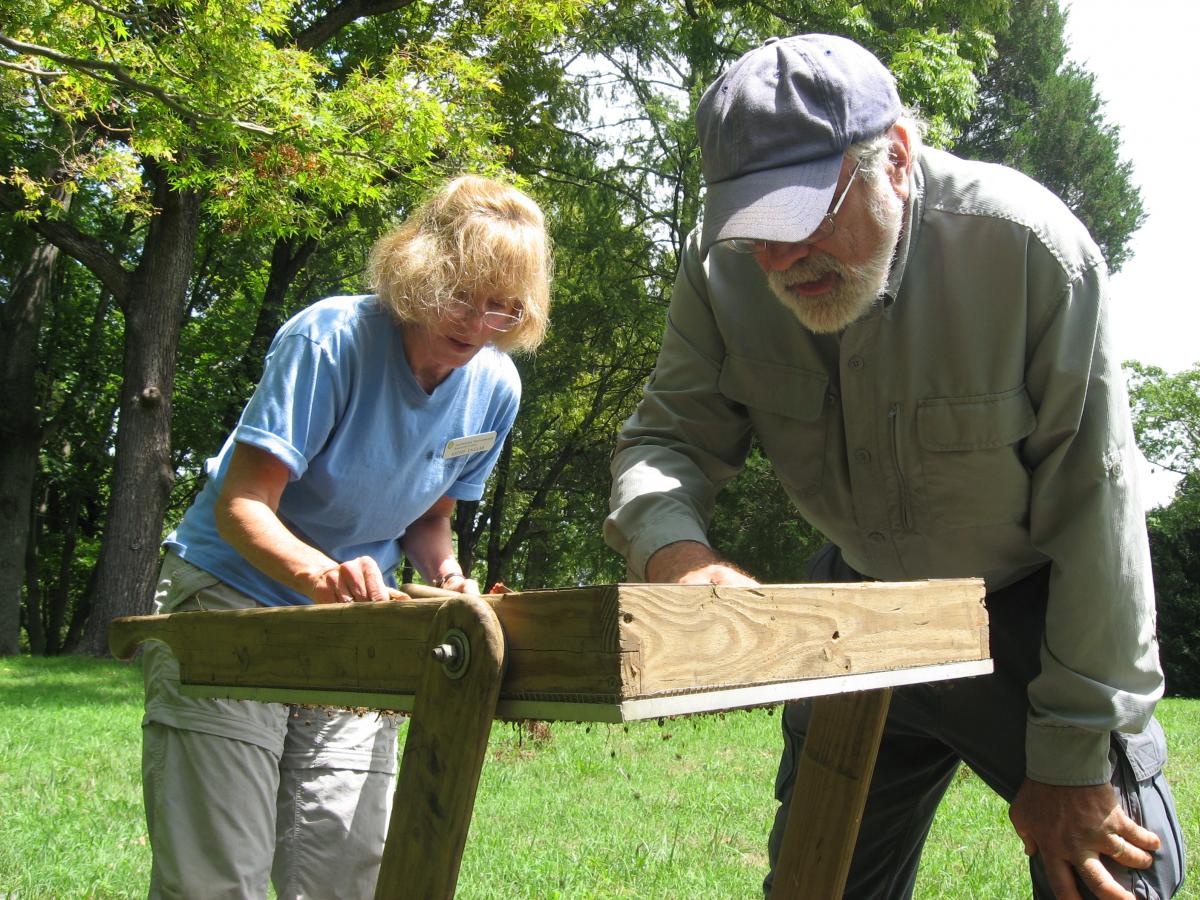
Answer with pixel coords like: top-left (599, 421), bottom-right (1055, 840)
top-left (141, 175), bottom-right (552, 898)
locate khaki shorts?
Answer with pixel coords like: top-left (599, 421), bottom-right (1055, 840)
top-left (142, 552), bottom-right (402, 900)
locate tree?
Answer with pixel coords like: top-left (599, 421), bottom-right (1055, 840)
top-left (1126, 362), bottom-right (1200, 480)
top-left (1, 0), bottom-right (582, 654)
top-left (3, 0), bottom-right (1017, 650)
top-left (1126, 362), bottom-right (1200, 696)
top-left (954, 0), bottom-right (1145, 272)
top-left (1146, 475), bottom-right (1200, 697)
top-left (0, 52), bottom-right (79, 655)
top-left (0, 220), bottom-right (65, 655)
top-left (480, 0), bottom-right (1007, 589)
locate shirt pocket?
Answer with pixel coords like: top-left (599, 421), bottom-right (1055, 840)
top-left (916, 385), bottom-right (1035, 529)
top-left (719, 353), bottom-right (830, 497)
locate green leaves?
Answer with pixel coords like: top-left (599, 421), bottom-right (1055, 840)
top-left (2, 0), bottom-right (580, 240)
top-left (17, 0), bottom-right (1158, 629)
top-left (887, 27), bottom-right (994, 145)
top-left (1125, 361), bottom-right (1200, 695)
top-left (1126, 361), bottom-right (1200, 479)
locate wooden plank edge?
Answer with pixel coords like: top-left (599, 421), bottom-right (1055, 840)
top-left (176, 685), bottom-right (626, 723)
top-left (179, 684), bottom-right (416, 713)
top-left (181, 658), bottom-right (993, 723)
top-left (613, 658), bottom-right (993, 721)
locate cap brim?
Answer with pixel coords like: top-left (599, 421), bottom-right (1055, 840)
top-left (700, 153), bottom-right (844, 258)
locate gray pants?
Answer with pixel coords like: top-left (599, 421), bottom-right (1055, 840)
top-left (142, 553), bottom-right (401, 900)
top-left (765, 546), bottom-right (1186, 899)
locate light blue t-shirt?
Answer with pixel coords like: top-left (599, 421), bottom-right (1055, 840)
top-left (165, 295), bottom-right (520, 606)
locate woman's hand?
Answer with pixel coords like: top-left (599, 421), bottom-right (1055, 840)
top-left (215, 444), bottom-right (392, 605)
top-left (401, 495), bottom-right (484, 595)
top-left (312, 556), bottom-right (392, 603)
top-left (434, 572), bottom-right (481, 595)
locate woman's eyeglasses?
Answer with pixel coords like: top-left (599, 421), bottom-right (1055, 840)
top-left (444, 299), bottom-right (524, 332)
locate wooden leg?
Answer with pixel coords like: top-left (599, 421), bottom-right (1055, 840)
top-left (375, 595), bottom-right (506, 900)
top-left (770, 687), bottom-right (893, 899)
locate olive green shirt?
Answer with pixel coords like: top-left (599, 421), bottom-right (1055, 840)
top-left (605, 147), bottom-right (1163, 785)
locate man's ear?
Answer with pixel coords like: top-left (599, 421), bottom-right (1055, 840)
top-left (887, 121), bottom-right (914, 197)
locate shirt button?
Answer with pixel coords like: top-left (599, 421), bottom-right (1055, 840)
top-left (855, 449), bottom-right (872, 465)
top-left (868, 531), bottom-right (886, 543)
top-left (848, 356), bottom-right (865, 370)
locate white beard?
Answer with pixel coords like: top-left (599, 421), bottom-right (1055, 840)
top-left (765, 181), bottom-right (904, 333)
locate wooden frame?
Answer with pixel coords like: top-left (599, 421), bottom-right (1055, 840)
top-left (110, 579), bottom-right (990, 898)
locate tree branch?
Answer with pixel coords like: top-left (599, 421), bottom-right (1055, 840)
top-left (0, 32), bottom-right (275, 136)
top-left (291, 0), bottom-right (420, 51)
top-left (72, 0), bottom-right (139, 21)
top-left (0, 58), bottom-right (64, 76)
top-left (0, 183), bottom-right (131, 300)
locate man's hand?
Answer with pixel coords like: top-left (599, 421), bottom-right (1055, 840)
top-left (644, 540), bottom-right (759, 586)
top-left (1009, 778), bottom-right (1161, 900)
top-left (312, 556), bottom-right (391, 603)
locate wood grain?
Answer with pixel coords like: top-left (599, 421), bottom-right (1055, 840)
top-left (615, 580), bottom-right (988, 697)
top-left (770, 689), bottom-right (893, 898)
top-left (110, 599), bottom-right (443, 696)
top-left (375, 595), bottom-right (505, 899)
top-left (107, 582), bottom-right (991, 897)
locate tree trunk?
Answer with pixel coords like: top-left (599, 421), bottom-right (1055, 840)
top-left (454, 499), bottom-right (481, 581)
top-left (42, 485), bottom-right (87, 655)
top-left (0, 226), bottom-right (62, 655)
top-left (23, 494), bottom-right (46, 654)
top-left (78, 167), bottom-right (201, 656)
top-left (482, 434), bottom-right (514, 589)
top-left (218, 235), bottom-right (318, 437)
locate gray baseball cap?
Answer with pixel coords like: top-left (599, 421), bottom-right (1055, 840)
top-left (696, 34), bottom-right (902, 257)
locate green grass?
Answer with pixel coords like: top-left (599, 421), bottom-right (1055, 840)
top-left (1, 657), bottom-right (1195, 898)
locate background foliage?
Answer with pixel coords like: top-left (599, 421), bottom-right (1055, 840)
top-left (1, 1), bottom-right (1195, 692)
top-left (1127, 363), bottom-right (1200, 696)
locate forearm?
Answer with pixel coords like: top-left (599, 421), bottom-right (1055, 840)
top-left (400, 516), bottom-right (461, 585)
top-left (215, 495), bottom-right (338, 602)
top-left (396, 495), bottom-right (479, 592)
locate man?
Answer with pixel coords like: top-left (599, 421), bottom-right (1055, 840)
top-left (604, 33), bottom-right (1185, 899)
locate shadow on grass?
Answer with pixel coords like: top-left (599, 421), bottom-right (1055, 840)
top-left (0, 655), bottom-right (143, 708)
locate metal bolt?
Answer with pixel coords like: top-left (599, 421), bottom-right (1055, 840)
top-left (431, 628), bottom-right (470, 679)
top-left (431, 643), bottom-right (458, 663)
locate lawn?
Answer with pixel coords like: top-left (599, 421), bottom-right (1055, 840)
top-left (1, 657), bottom-right (1194, 898)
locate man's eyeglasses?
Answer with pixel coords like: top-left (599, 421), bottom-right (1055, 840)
top-left (444, 299), bottom-right (524, 332)
top-left (724, 157), bottom-right (865, 254)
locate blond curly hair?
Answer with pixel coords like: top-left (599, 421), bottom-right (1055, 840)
top-left (368, 175), bottom-right (552, 353)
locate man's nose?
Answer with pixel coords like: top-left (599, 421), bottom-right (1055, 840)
top-left (755, 241), bottom-right (812, 271)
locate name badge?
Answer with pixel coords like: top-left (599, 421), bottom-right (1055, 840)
top-left (442, 431), bottom-right (497, 459)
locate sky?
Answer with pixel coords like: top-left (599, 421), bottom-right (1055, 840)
top-left (1063, 1), bottom-right (1198, 375)
top-left (1063, 1), bottom-right (1198, 506)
